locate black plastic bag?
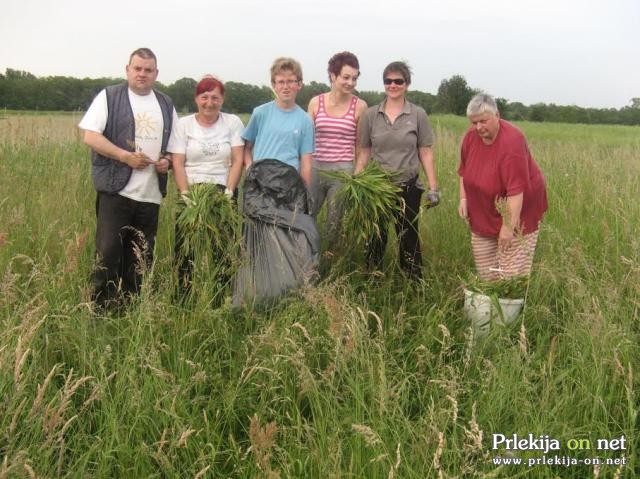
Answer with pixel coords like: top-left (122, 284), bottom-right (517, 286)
top-left (233, 160), bottom-right (319, 307)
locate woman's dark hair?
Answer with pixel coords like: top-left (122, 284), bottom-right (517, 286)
top-left (383, 61), bottom-right (412, 85)
top-left (327, 51), bottom-right (360, 81)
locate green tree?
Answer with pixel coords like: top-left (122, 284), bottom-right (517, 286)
top-left (296, 81), bottom-right (330, 109)
top-left (529, 104), bottom-right (546, 122)
top-left (495, 97), bottom-right (509, 115)
top-left (406, 90), bottom-right (437, 113)
top-left (0, 69), bottom-right (37, 109)
top-left (1, 68), bottom-right (639, 125)
top-left (505, 101), bottom-right (528, 121)
top-left (166, 77), bottom-right (197, 113)
top-left (224, 82), bottom-right (272, 114)
top-left (436, 75), bottom-right (475, 115)
top-left (358, 90), bottom-right (384, 107)
top-left (5, 68), bottom-right (37, 80)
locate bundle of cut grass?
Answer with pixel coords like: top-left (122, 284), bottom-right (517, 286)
top-left (176, 184), bottom-right (242, 284)
top-left (463, 273), bottom-right (529, 299)
top-left (322, 162), bottom-right (402, 244)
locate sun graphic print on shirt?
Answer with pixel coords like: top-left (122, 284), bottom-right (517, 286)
top-left (135, 112), bottom-right (159, 139)
top-left (200, 140), bottom-right (221, 157)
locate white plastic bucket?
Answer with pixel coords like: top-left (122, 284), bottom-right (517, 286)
top-left (464, 289), bottom-right (524, 337)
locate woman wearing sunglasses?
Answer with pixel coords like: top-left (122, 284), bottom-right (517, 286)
top-left (355, 61), bottom-right (439, 279)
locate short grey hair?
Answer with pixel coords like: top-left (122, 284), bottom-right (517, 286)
top-left (466, 93), bottom-right (499, 116)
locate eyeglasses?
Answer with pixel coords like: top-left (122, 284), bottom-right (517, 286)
top-left (274, 79), bottom-right (300, 88)
top-left (383, 78), bottom-right (406, 86)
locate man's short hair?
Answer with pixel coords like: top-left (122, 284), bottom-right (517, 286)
top-left (467, 93), bottom-right (499, 116)
top-left (129, 48), bottom-right (157, 65)
top-left (270, 57), bottom-right (303, 83)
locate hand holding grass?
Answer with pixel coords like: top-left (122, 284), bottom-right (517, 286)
top-left (425, 188), bottom-right (440, 208)
top-left (321, 162), bottom-right (401, 244)
top-left (120, 151), bottom-right (152, 169)
top-left (180, 192), bottom-right (195, 208)
top-left (176, 184), bottom-right (241, 260)
top-left (495, 194), bottom-right (523, 251)
top-left (498, 223), bottom-right (515, 251)
top-left (122, 139), bottom-right (152, 169)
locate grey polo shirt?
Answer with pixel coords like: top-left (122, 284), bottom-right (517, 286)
top-left (359, 99), bottom-right (434, 185)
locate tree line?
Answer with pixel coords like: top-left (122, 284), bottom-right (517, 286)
top-left (1, 68), bottom-right (639, 126)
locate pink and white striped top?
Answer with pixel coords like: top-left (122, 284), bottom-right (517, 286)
top-left (312, 93), bottom-right (358, 163)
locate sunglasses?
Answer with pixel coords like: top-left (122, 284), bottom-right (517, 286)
top-left (383, 78), bottom-right (406, 85)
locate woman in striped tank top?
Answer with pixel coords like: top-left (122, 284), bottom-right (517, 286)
top-left (307, 52), bottom-right (368, 254)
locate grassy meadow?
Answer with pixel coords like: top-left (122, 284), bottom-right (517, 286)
top-left (0, 111), bottom-right (638, 478)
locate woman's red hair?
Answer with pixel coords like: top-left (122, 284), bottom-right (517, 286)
top-left (195, 76), bottom-right (224, 96)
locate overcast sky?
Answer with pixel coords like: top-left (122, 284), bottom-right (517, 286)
top-left (2, 0), bottom-right (638, 108)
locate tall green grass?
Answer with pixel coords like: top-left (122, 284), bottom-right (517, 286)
top-left (0, 113), bottom-right (637, 478)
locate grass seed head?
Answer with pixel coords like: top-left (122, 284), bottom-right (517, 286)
top-left (249, 414), bottom-right (279, 474)
top-left (351, 424), bottom-right (382, 446)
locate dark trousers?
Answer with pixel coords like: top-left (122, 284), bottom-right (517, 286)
top-left (92, 192), bottom-right (159, 308)
top-left (366, 180), bottom-right (423, 279)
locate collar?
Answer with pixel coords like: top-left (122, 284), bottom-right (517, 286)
top-left (376, 98), bottom-right (412, 115)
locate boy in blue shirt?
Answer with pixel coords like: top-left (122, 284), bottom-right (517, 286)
top-left (242, 57), bottom-right (314, 187)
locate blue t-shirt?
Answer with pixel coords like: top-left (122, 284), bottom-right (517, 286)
top-left (242, 101), bottom-right (314, 170)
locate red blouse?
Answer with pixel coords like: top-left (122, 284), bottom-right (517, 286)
top-left (458, 119), bottom-right (547, 236)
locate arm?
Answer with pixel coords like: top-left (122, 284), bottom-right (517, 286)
top-left (307, 96), bottom-right (319, 122)
top-left (353, 99), bottom-right (368, 162)
top-left (420, 145), bottom-right (440, 207)
top-left (418, 146), bottom-right (437, 190)
top-left (354, 107), bottom-right (372, 175)
top-left (227, 145), bottom-right (244, 191)
top-left (83, 130), bottom-right (151, 169)
top-left (458, 176), bottom-right (468, 219)
top-left (172, 153), bottom-right (189, 194)
top-left (497, 135), bottom-right (529, 249)
top-left (506, 193), bottom-right (523, 230)
top-left (242, 107), bottom-right (260, 171)
top-left (415, 107), bottom-right (437, 189)
top-left (157, 108), bottom-right (181, 174)
top-left (498, 192), bottom-right (524, 250)
top-left (354, 146), bottom-right (371, 175)
top-left (243, 141), bottom-right (254, 170)
top-left (299, 153), bottom-right (312, 188)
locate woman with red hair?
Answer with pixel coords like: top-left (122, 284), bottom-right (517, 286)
top-left (170, 75), bottom-right (245, 293)
top-left (171, 75), bottom-right (244, 198)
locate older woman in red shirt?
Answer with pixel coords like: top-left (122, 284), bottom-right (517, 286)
top-left (458, 93), bottom-right (547, 280)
